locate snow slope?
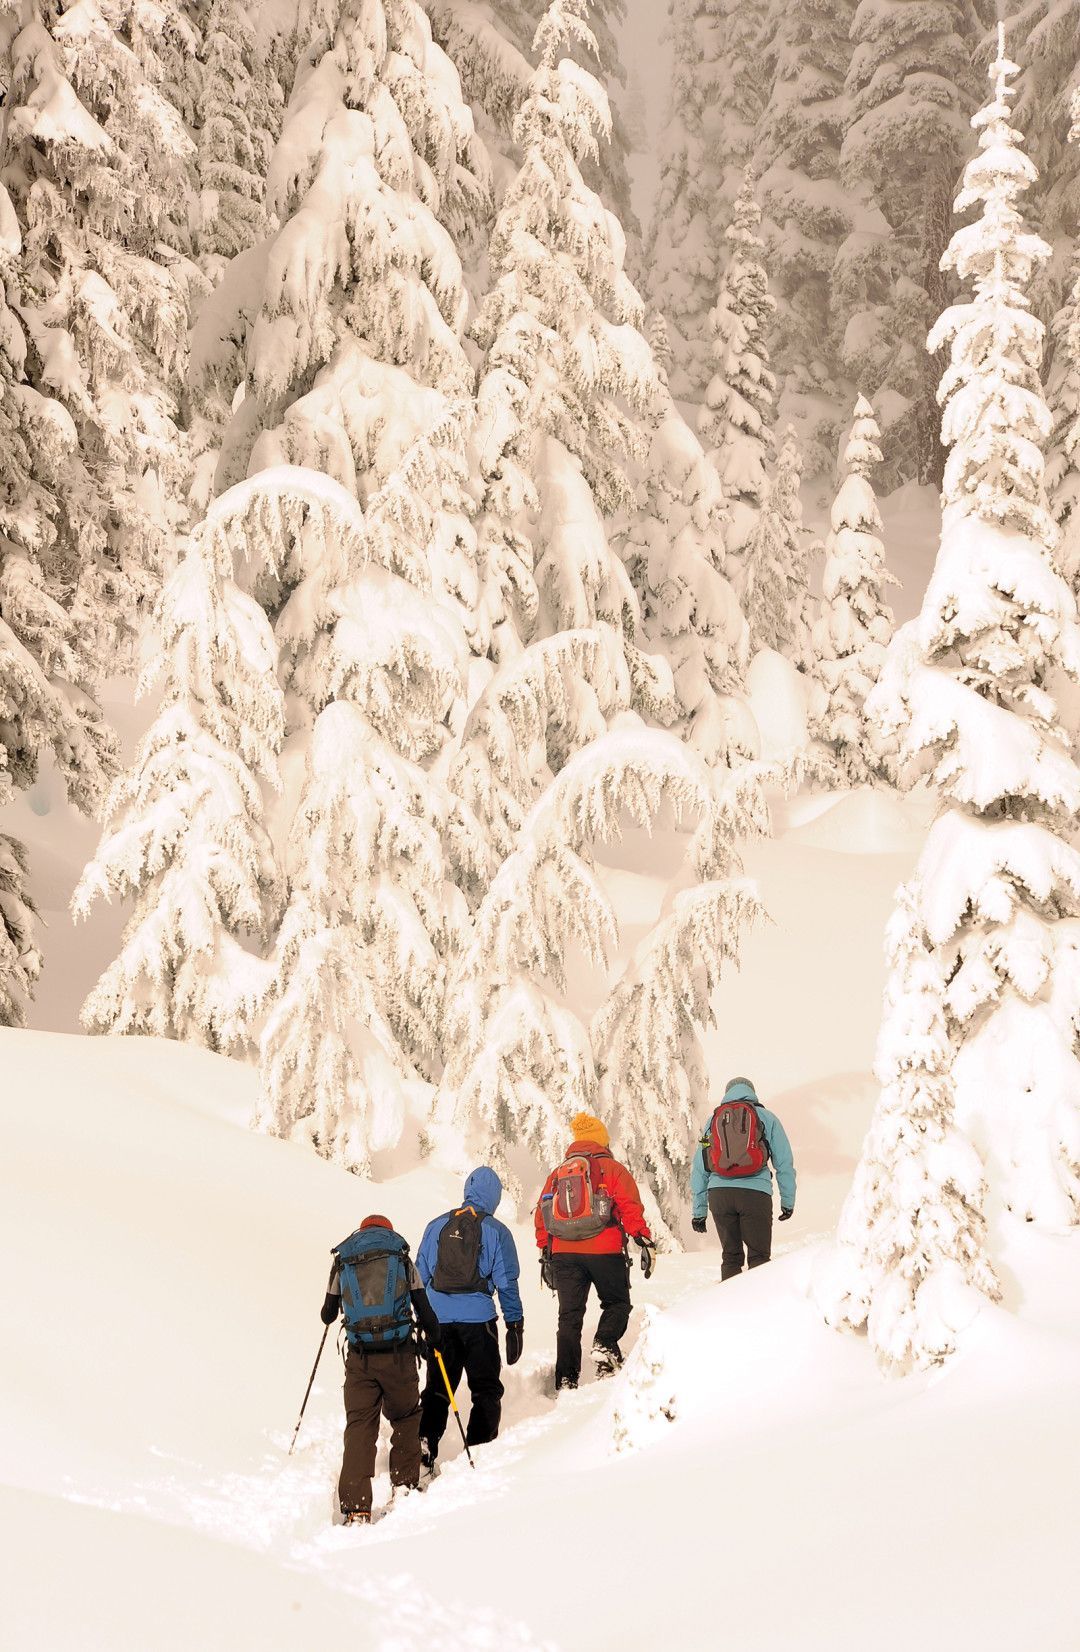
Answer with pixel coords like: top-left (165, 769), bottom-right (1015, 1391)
top-left (4, 987), bottom-right (1078, 1650)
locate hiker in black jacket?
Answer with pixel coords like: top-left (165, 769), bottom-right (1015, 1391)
top-left (322, 1214), bottom-right (442, 1525)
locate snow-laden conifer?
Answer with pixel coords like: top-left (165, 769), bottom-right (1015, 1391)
top-left (742, 427), bottom-right (812, 663)
top-left (1, 0), bottom-right (196, 664)
top-left (1044, 89), bottom-right (1080, 595)
top-left (258, 699), bottom-right (486, 1172)
top-left (840, 0), bottom-right (980, 483)
top-left (756, 0), bottom-right (854, 473)
top-left (74, 535), bottom-right (285, 1051)
top-left (0, 187), bottom-right (116, 1018)
top-left (644, 0), bottom-right (727, 402)
top-left (195, 0), bottom-right (283, 282)
top-left (811, 397), bottom-right (897, 783)
top-left (708, 0), bottom-right (773, 249)
top-left (830, 40), bottom-right (1080, 1365)
top-left (820, 887), bottom-right (1000, 1369)
top-left (698, 177), bottom-right (777, 585)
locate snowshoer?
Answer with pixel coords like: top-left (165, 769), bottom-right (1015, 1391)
top-left (691, 1077), bottom-right (796, 1279)
top-left (322, 1214), bottom-right (442, 1525)
top-left (416, 1168), bottom-right (523, 1472)
top-left (534, 1113), bottom-right (655, 1391)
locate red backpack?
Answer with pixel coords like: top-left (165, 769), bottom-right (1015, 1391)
top-left (541, 1152), bottom-right (615, 1241)
top-left (705, 1101), bottom-right (769, 1178)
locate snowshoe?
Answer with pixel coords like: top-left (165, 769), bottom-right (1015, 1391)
top-left (591, 1342), bottom-right (623, 1378)
top-left (342, 1510), bottom-right (371, 1527)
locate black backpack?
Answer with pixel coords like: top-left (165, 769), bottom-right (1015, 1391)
top-left (432, 1206), bottom-right (489, 1293)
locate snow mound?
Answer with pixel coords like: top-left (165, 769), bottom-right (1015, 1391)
top-left (785, 785), bottom-right (931, 855)
top-left (746, 646), bottom-right (809, 758)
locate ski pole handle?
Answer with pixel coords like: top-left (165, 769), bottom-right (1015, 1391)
top-left (288, 1323), bottom-right (330, 1456)
top-left (435, 1347), bottom-right (475, 1469)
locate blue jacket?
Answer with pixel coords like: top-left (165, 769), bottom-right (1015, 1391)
top-left (691, 1081), bottom-right (796, 1219)
top-left (417, 1168), bottom-right (523, 1325)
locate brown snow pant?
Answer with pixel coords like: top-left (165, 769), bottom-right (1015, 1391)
top-left (338, 1341), bottom-right (422, 1515)
top-left (708, 1186), bottom-right (773, 1280)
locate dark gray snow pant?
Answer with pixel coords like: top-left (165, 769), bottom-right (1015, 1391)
top-left (708, 1185), bottom-right (773, 1280)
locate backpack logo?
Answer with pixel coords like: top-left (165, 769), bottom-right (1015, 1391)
top-left (332, 1228), bottom-right (413, 1349)
top-left (541, 1154), bottom-right (615, 1241)
top-left (432, 1206), bottom-right (488, 1294)
top-left (707, 1102), bottom-right (769, 1178)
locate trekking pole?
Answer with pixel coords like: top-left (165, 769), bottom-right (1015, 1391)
top-left (434, 1348), bottom-right (475, 1470)
top-left (288, 1323), bottom-right (329, 1456)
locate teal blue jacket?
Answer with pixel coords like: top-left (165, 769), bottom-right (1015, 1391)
top-left (691, 1082), bottom-right (796, 1218)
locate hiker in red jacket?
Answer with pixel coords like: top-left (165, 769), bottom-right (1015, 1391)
top-left (534, 1112), bottom-right (656, 1390)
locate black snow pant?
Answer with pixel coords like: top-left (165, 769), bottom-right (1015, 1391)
top-left (419, 1321), bottom-right (504, 1457)
top-left (553, 1251), bottom-right (632, 1387)
top-left (708, 1185), bottom-right (773, 1281)
top-left (339, 1340), bottom-right (422, 1515)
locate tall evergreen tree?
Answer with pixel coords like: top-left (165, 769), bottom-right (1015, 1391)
top-left (645, 0), bottom-right (727, 402)
top-left (699, 176), bottom-right (777, 585)
top-left (1, 0), bottom-right (197, 666)
top-left (1044, 90), bottom-right (1080, 595)
top-left (811, 397), bottom-right (897, 783)
top-left (840, 0), bottom-right (981, 484)
top-left (825, 38), bottom-right (1080, 1368)
top-left (756, 0), bottom-right (854, 476)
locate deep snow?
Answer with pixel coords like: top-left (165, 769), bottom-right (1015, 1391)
top-left (3, 767), bottom-right (1078, 1651)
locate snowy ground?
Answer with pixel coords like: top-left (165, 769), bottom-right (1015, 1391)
top-left (5, 755), bottom-right (1079, 1650)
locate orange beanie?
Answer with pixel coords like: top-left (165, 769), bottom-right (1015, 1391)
top-left (570, 1112), bottom-right (609, 1149)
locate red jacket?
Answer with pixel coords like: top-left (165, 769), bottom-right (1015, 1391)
top-left (534, 1141), bottom-right (652, 1254)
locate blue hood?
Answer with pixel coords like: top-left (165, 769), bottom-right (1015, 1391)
top-left (463, 1167), bottom-right (502, 1215)
top-left (724, 1080), bottom-right (759, 1104)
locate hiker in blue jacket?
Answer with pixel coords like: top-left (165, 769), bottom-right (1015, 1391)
top-left (691, 1077), bottom-right (796, 1280)
top-left (416, 1167), bottom-right (523, 1471)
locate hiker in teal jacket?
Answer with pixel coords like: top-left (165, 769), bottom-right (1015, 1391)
top-left (691, 1077), bottom-right (796, 1280)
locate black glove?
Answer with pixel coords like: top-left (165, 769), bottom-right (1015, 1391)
top-left (320, 1293), bottom-right (340, 1326)
top-left (505, 1321), bottom-right (524, 1365)
top-left (636, 1237), bottom-right (656, 1279)
top-left (691, 1216), bottom-right (707, 1235)
top-left (539, 1249), bottom-right (556, 1292)
top-left (779, 1207), bottom-right (794, 1222)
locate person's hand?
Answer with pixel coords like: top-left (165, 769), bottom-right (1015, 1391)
top-left (505, 1322), bottom-right (524, 1365)
top-left (320, 1294), bottom-right (339, 1326)
top-left (779, 1207), bottom-right (794, 1222)
top-left (539, 1250), bottom-right (556, 1292)
top-left (636, 1237), bottom-right (656, 1279)
top-left (691, 1216), bottom-right (707, 1234)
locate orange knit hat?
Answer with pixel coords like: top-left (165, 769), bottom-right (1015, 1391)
top-left (570, 1112), bottom-right (609, 1148)
top-left (360, 1214), bottom-right (393, 1231)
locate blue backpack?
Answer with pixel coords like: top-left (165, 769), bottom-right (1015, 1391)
top-left (332, 1228), bottom-right (413, 1350)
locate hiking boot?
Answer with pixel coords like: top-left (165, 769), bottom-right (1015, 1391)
top-left (591, 1342), bottom-right (623, 1378)
top-left (342, 1510), bottom-right (371, 1527)
top-left (389, 1483), bottom-right (420, 1509)
top-left (555, 1374), bottom-right (578, 1392)
top-left (419, 1438), bottom-right (437, 1474)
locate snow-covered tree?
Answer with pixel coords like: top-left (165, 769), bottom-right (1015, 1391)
top-left (645, 0), bottom-right (727, 402)
top-left (709, 0), bottom-right (772, 246)
top-left (426, 0), bottom-right (640, 283)
top-left (258, 698), bottom-right (486, 1172)
top-left (840, 0), bottom-right (981, 484)
top-left (437, 726), bottom-right (758, 1202)
top-left (1, 0), bottom-right (197, 665)
top-left (619, 393), bottom-right (756, 764)
top-left (73, 534), bottom-right (285, 1051)
top-left (194, 0), bottom-right (283, 282)
top-left (742, 427), bottom-right (811, 662)
top-left (699, 176), bottom-right (777, 583)
top-left (0, 184), bottom-right (116, 1018)
top-left (819, 887), bottom-right (1000, 1369)
top-left (830, 40), bottom-right (1080, 1365)
top-left (0, 833), bottom-right (40, 1028)
top-left (811, 396), bottom-right (897, 783)
top-left (756, 0), bottom-right (854, 472)
top-left (1044, 90), bottom-right (1080, 595)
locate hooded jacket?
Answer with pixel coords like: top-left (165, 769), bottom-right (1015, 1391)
top-left (417, 1168), bottom-right (523, 1325)
top-left (691, 1080), bottom-right (796, 1218)
top-left (533, 1140), bottom-right (651, 1255)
